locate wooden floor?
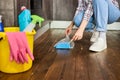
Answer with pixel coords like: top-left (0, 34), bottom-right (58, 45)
top-left (0, 29), bottom-right (120, 80)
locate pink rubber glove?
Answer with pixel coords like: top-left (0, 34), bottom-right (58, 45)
top-left (15, 36), bottom-right (28, 63)
top-left (7, 32), bottom-right (34, 64)
top-left (6, 32), bottom-right (19, 63)
top-left (15, 32), bottom-right (34, 63)
top-left (19, 32), bottom-right (34, 60)
top-left (18, 48), bottom-right (27, 63)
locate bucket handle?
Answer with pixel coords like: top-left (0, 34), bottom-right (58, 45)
top-left (0, 37), bottom-right (3, 41)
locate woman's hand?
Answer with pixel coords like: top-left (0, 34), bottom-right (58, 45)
top-left (72, 19), bottom-right (88, 41)
top-left (72, 29), bottom-right (84, 41)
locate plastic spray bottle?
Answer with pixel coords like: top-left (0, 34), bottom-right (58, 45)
top-left (23, 15), bottom-right (44, 32)
top-left (18, 6), bottom-right (31, 31)
top-left (0, 15), bottom-right (4, 32)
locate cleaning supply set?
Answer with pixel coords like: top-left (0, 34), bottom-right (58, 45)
top-left (18, 6), bottom-right (44, 32)
top-left (0, 27), bottom-right (35, 73)
top-left (0, 6), bottom-right (37, 73)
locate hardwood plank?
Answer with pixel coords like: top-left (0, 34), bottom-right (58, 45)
top-left (30, 29), bottom-right (66, 80)
top-left (44, 52), bottom-right (68, 80)
top-left (87, 53), bottom-right (105, 80)
top-left (62, 53), bottom-right (75, 80)
top-left (75, 54), bottom-right (89, 80)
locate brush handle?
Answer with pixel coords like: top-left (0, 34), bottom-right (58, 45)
top-left (66, 35), bottom-right (69, 39)
top-left (66, 35), bottom-right (73, 43)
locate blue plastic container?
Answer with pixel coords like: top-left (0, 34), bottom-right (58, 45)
top-left (18, 9), bottom-right (31, 31)
top-left (0, 15), bottom-right (4, 32)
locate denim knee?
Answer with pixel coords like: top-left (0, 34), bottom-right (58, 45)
top-left (93, 0), bottom-right (101, 5)
top-left (73, 11), bottom-right (84, 27)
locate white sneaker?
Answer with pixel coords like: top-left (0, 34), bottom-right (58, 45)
top-left (89, 38), bottom-right (107, 52)
top-left (90, 31), bottom-right (99, 43)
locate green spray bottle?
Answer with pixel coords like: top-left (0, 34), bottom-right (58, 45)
top-left (23, 15), bottom-right (44, 32)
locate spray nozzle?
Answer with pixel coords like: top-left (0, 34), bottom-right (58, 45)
top-left (31, 15), bottom-right (44, 27)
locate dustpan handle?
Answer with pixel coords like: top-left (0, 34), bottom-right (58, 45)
top-left (66, 34), bottom-right (70, 39)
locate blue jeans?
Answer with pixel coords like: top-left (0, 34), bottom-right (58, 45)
top-left (73, 0), bottom-right (120, 32)
top-left (73, 11), bottom-right (94, 32)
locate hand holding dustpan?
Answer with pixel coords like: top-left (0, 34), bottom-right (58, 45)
top-left (54, 35), bottom-right (75, 49)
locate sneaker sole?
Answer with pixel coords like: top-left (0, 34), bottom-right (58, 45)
top-left (89, 45), bottom-right (107, 52)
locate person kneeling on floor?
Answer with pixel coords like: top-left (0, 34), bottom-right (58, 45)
top-left (65, 0), bottom-right (120, 52)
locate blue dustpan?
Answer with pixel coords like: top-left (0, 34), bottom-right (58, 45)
top-left (54, 35), bottom-right (75, 49)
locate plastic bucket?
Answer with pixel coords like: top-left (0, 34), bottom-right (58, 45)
top-left (0, 27), bottom-right (35, 73)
